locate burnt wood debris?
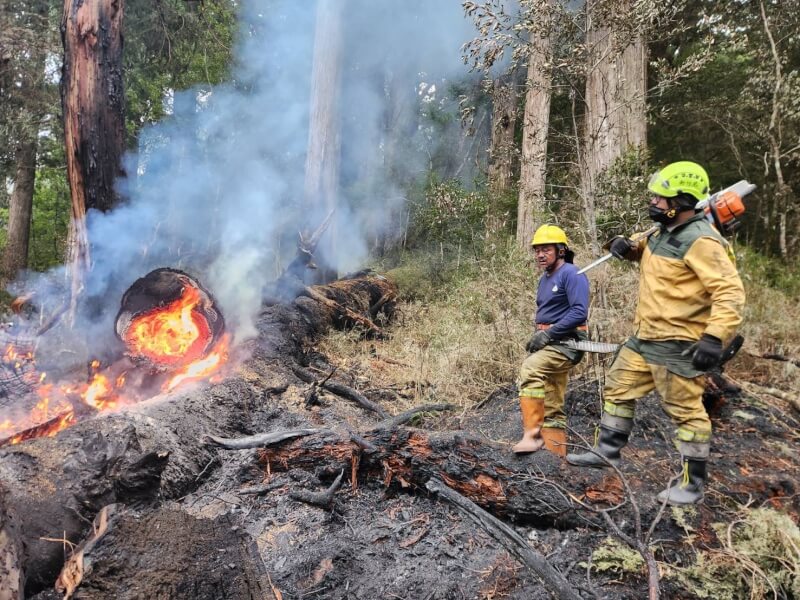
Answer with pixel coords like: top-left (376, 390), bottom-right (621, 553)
top-left (1, 261), bottom-right (796, 599)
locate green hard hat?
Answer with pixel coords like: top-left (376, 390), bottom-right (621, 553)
top-left (648, 161), bottom-right (710, 202)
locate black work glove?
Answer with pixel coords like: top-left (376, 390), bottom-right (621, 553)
top-left (685, 334), bottom-right (723, 371)
top-left (608, 236), bottom-right (634, 259)
top-left (525, 330), bottom-right (552, 353)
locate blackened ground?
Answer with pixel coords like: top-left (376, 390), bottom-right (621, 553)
top-left (22, 315), bottom-right (800, 600)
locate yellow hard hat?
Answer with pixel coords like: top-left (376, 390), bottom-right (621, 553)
top-left (531, 224), bottom-right (568, 247)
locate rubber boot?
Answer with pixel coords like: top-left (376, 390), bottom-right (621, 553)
top-left (512, 396), bottom-right (545, 454)
top-left (566, 413), bottom-right (633, 468)
top-left (541, 427), bottom-right (567, 457)
top-left (656, 441), bottom-right (710, 505)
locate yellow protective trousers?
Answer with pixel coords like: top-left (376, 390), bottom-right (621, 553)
top-left (518, 346), bottom-right (575, 429)
top-left (603, 345), bottom-right (711, 442)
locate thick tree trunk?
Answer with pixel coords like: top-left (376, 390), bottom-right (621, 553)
top-left (487, 72), bottom-right (519, 235)
top-left (304, 0), bottom-right (344, 281)
top-left (61, 0), bottom-right (126, 309)
top-left (1, 134), bottom-right (37, 283)
top-left (0, 275), bottom-right (397, 596)
top-left (583, 0), bottom-right (647, 253)
top-left (517, 28), bottom-right (553, 249)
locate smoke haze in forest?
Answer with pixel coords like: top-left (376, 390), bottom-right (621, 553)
top-left (15, 0), bottom-right (480, 363)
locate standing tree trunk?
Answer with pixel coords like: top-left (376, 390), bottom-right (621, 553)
top-left (61, 0), bottom-right (126, 311)
top-left (487, 71), bottom-right (519, 235)
top-left (582, 0), bottom-right (647, 254)
top-left (517, 26), bottom-right (553, 249)
top-left (303, 0), bottom-right (344, 282)
top-left (1, 131), bottom-right (38, 284)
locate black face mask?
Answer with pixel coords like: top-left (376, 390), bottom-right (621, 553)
top-left (649, 204), bottom-right (677, 224)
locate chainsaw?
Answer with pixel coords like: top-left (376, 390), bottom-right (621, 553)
top-left (578, 180), bottom-right (756, 276)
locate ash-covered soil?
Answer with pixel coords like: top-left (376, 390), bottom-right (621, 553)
top-left (30, 357), bottom-right (797, 600)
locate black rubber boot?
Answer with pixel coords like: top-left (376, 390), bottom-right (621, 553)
top-left (657, 457), bottom-right (708, 505)
top-left (566, 413), bottom-right (633, 468)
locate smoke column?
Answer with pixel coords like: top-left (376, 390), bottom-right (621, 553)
top-left (18, 0), bottom-right (482, 366)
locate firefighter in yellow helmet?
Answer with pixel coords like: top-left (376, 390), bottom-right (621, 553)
top-left (567, 161), bottom-right (745, 505)
top-left (513, 225), bottom-right (590, 456)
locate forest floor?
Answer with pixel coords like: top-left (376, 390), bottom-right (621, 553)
top-left (11, 255), bottom-right (800, 600)
top-left (27, 348), bottom-right (799, 600)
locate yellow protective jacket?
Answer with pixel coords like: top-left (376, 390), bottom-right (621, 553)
top-left (627, 214), bottom-right (745, 343)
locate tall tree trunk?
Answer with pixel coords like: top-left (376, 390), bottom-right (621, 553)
top-left (61, 0), bottom-right (125, 311)
top-left (303, 0), bottom-right (344, 281)
top-left (1, 134), bottom-right (38, 283)
top-left (487, 72), bottom-right (519, 235)
top-left (517, 28), bottom-right (553, 249)
top-left (582, 0), bottom-right (647, 254)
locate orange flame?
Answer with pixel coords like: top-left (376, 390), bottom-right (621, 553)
top-left (123, 286), bottom-right (212, 367)
top-left (165, 336), bottom-right (229, 392)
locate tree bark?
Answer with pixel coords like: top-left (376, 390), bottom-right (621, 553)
top-left (61, 0), bottom-right (126, 310)
top-left (517, 27), bottom-right (553, 249)
top-left (256, 428), bottom-right (577, 526)
top-left (304, 0), bottom-right (344, 281)
top-left (582, 0), bottom-right (647, 253)
top-left (487, 72), bottom-right (519, 235)
top-left (0, 134), bottom-right (37, 283)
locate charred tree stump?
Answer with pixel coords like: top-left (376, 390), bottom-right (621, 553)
top-left (0, 275), bottom-right (397, 596)
top-left (254, 428), bottom-right (578, 526)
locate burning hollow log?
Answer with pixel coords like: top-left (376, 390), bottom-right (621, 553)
top-left (115, 268), bottom-right (225, 370)
top-left (0, 274), bottom-right (398, 596)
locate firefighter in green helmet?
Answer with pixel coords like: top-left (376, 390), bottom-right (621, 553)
top-left (567, 161), bottom-right (746, 505)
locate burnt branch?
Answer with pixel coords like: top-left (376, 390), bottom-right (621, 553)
top-left (372, 403), bottom-right (455, 430)
top-left (292, 365), bottom-right (388, 418)
top-left (426, 478), bottom-right (582, 600)
top-left (289, 469), bottom-right (345, 509)
top-left (205, 429), bottom-right (323, 450)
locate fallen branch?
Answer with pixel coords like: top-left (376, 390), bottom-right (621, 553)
top-left (425, 478), bottom-right (582, 600)
top-left (289, 469), bottom-right (345, 509)
top-left (292, 365), bottom-right (388, 418)
top-left (205, 429), bottom-right (323, 450)
top-left (739, 381), bottom-right (800, 413)
top-left (301, 286), bottom-right (384, 336)
top-left (372, 403), bottom-right (455, 430)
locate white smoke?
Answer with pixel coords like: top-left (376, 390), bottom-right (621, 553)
top-left (14, 0), bottom-right (483, 365)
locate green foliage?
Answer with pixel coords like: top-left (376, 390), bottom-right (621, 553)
top-left (583, 537), bottom-right (644, 575)
top-left (592, 147), bottom-right (653, 242)
top-left (28, 136), bottom-right (70, 270)
top-left (737, 246), bottom-right (800, 299)
top-left (670, 508), bottom-right (800, 599)
top-left (409, 175), bottom-right (489, 249)
top-left (124, 0), bottom-right (236, 145)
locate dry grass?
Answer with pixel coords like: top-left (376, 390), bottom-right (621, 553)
top-left (320, 241), bottom-right (800, 411)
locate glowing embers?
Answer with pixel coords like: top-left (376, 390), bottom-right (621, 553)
top-left (115, 268), bottom-right (225, 370)
top-left (1, 269), bottom-right (228, 447)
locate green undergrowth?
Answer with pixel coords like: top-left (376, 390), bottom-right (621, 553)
top-left (583, 537), bottom-right (645, 575)
top-left (326, 234), bottom-right (800, 407)
top-left (667, 507), bottom-right (800, 599)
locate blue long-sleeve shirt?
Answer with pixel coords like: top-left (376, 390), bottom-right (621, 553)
top-left (534, 262), bottom-right (590, 339)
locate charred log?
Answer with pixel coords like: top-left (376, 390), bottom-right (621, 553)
top-left (0, 274), bottom-right (397, 596)
top-left (426, 478), bottom-right (582, 600)
top-left (254, 428), bottom-right (578, 527)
